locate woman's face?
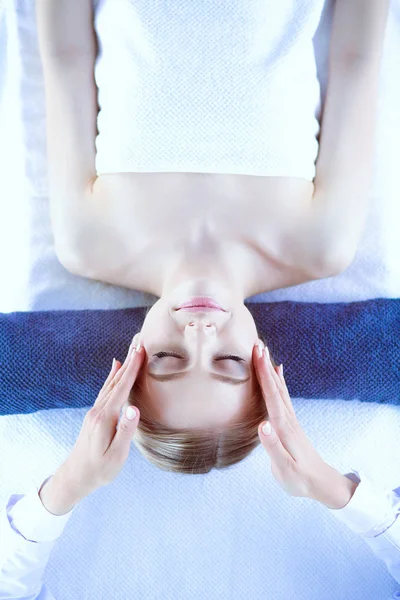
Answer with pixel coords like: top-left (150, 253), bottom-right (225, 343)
top-left (134, 296), bottom-right (262, 430)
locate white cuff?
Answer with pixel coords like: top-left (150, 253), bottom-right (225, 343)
top-left (8, 475), bottom-right (76, 543)
top-left (328, 468), bottom-right (400, 538)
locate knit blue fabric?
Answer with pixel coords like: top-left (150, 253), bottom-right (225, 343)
top-left (0, 299), bottom-right (399, 415)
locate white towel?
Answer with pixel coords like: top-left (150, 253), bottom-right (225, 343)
top-left (94, 0), bottom-right (323, 181)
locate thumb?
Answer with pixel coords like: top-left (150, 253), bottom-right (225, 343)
top-left (113, 406), bottom-right (140, 452)
top-left (258, 421), bottom-right (288, 466)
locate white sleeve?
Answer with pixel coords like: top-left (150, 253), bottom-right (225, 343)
top-left (0, 475), bottom-right (75, 599)
top-left (328, 468), bottom-right (400, 585)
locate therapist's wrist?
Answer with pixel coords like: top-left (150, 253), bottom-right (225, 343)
top-left (309, 466), bottom-right (360, 510)
top-left (39, 465), bottom-right (85, 516)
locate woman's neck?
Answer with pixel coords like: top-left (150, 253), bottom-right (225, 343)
top-left (154, 229), bottom-right (264, 302)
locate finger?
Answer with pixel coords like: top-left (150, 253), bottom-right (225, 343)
top-left (105, 358), bottom-right (120, 386)
top-left (93, 358), bottom-right (122, 410)
top-left (269, 360), bottom-right (284, 390)
top-left (109, 403), bottom-right (140, 459)
top-left (276, 364), bottom-right (296, 416)
top-left (253, 346), bottom-right (288, 425)
top-left (113, 335), bottom-right (142, 385)
top-left (254, 343), bottom-right (283, 391)
top-left (254, 344), bottom-right (295, 418)
top-left (95, 337), bottom-right (142, 411)
top-left (263, 347), bottom-right (286, 396)
top-left (113, 342), bottom-right (136, 387)
top-left (104, 347), bottom-right (144, 416)
top-left (258, 420), bottom-right (292, 471)
top-left (272, 364), bottom-right (295, 417)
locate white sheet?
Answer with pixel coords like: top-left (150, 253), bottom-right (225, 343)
top-left (0, 1), bottom-right (399, 599)
top-left (0, 0), bottom-right (399, 312)
top-left (1, 401), bottom-right (399, 600)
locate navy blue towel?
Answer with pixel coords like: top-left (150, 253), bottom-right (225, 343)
top-left (0, 299), bottom-right (399, 416)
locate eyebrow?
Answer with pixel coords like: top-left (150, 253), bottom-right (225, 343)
top-left (148, 371), bottom-right (251, 386)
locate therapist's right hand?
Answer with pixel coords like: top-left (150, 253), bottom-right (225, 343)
top-left (40, 333), bottom-right (145, 516)
top-left (253, 342), bottom-right (357, 509)
top-left (62, 335), bottom-right (144, 497)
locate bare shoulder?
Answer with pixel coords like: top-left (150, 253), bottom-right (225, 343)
top-left (60, 176), bottom-right (138, 284)
top-left (61, 172), bottom-right (341, 292)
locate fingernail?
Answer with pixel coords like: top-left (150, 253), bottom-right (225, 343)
top-left (112, 358), bottom-right (116, 369)
top-left (129, 340), bottom-right (139, 356)
top-left (256, 341), bottom-right (264, 359)
top-left (126, 406), bottom-right (137, 420)
top-left (280, 364), bottom-right (284, 377)
top-left (134, 336), bottom-right (141, 352)
top-left (262, 422), bottom-right (272, 436)
top-left (264, 346), bottom-right (270, 360)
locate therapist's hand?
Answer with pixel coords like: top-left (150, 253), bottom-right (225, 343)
top-left (64, 336), bottom-right (144, 495)
top-left (253, 342), bottom-right (358, 509)
top-left (40, 334), bottom-right (144, 515)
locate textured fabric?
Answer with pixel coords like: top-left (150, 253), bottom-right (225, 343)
top-left (0, 298), bottom-right (399, 416)
top-left (1, 403), bottom-right (400, 600)
top-left (1, 0), bottom-right (400, 314)
top-left (1, 469), bottom-right (400, 600)
top-left (94, 0), bottom-right (322, 180)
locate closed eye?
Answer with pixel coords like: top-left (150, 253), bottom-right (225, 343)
top-left (154, 351), bottom-right (244, 362)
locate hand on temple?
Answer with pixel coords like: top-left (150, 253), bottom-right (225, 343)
top-left (253, 342), bottom-right (359, 510)
top-left (40, 333), bottom-right (144, 515)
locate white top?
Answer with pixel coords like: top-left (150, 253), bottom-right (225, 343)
top-left (1, 470), bottom-right (400, 600)
top-left (94, 0), bottom-right (322, 181)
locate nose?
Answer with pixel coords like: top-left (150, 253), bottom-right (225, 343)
top-left (172, 308), bottom-right (231, 342)
top-left (185, 320), bottom-right (216, 333)
top-left (184, 320), bottom-right (218, 356)
top-left (172, 312), bottom-right (231, 367)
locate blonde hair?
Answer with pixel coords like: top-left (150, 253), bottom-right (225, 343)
top-left (128, 325), bottom-right (277, 474)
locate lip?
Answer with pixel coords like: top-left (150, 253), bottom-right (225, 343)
top-left (177, 306), bottom-right (225, 312)
top-left (177, 297), bottom-right (226, 312)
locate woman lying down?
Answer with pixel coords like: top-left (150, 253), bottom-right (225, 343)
top-left (1, 0), bottom-right (399, 598)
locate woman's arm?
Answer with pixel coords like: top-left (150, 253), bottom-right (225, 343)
top-left (303, 0), bottom-right (390, 274)
top-left (36, 0), bottom-right (96, 59)
top-left (36, 0), bottom-right (101, 271)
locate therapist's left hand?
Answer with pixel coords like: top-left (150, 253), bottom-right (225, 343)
top-left (253, 342), bottom-right (358, 509)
